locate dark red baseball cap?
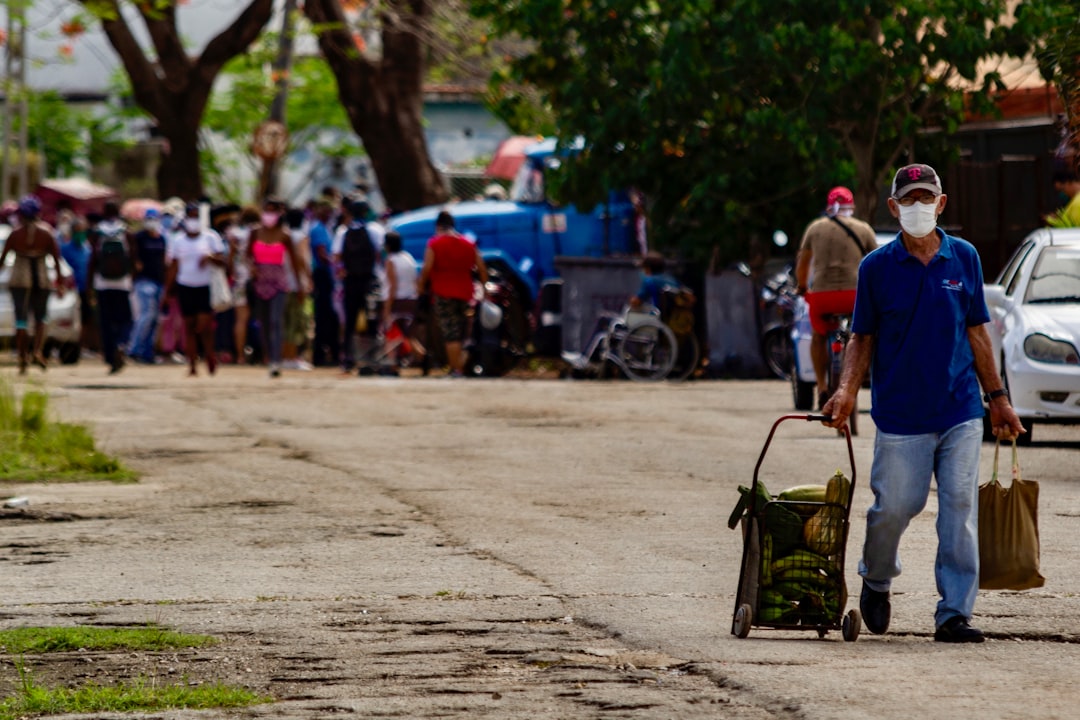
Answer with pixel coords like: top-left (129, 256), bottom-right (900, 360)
top-left (891, 164), bottom-right (942, 198)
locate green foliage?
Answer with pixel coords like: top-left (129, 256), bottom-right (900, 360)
top-left (0, 378), bottom-right (135, 483)
top-left (0, 672), bottom-right (267, 720)
top-left (472, 0), bottom-right (1064, 264)
top-left (0, 626), bottom-right (217, 655)
top-left (202, 25), bottom-right (355, 203)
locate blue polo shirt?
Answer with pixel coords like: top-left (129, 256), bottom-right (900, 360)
top-left (852, 230), bottom-right (989, 435)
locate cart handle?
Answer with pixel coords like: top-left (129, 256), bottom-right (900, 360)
top-left (748, 414), bottom-right (856, 517)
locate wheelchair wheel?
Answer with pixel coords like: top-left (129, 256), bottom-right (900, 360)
top-left (668, 333), bottom-right (700, 381)
top-left (617, 319), bottom-right (677, 381)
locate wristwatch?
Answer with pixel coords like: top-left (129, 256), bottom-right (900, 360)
top-left (983, 388), bottom-right (1009, 403)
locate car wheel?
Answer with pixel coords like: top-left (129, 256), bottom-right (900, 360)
top-left (59, 342), bottom-right (81, 365)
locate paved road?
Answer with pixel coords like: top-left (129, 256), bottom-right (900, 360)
top-left (2, 364), bottom-right (1078, 719)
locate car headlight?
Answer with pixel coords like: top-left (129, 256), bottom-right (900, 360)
top-left (1023, 333), bottom-right (1080, 365)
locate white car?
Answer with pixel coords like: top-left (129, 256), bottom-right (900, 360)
top-left (0, 224), bottom-right (83, 364)
top-left (984, 227), bottom-right (1080, 444)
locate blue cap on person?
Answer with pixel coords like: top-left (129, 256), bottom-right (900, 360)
top-left (891, 164), bottom-right (942, 198)
top-left (17, 194), bottom-right (41, 219)
top-left (144, 207), bottom-right (161, 220)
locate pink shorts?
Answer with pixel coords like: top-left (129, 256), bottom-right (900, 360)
top-left (805, 289), bottom-right (856, 335)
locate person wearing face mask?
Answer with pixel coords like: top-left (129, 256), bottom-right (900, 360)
top-left (822, 163), bottom-right (1025, 644)
top-left (127, 208), bottom-right (168, 364)
top-left (89, 201), bottom-right (134, 374)
top-left (795, 186), bottom-right (878, 409)
top-left (246, 199), bottom-right (305, 378)
top-left (163, 203), bottom-right (228, 376)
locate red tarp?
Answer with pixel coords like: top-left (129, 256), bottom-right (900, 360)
top-left (485, 136), bottom-right (542, 181)
top-left (34, 178), bottom-right (119, 223)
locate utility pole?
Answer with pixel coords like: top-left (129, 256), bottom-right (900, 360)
top-left (256, 0), bottom-right (296, 203)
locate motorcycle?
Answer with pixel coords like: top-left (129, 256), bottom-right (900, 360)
top-left (757, 264), bottom-right (816, 410)
top-left (759, 265), bottom-right (798, 380)
top-left (463, 258), bottom-right (534, 377)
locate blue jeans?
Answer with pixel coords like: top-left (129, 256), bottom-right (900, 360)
top-left (128, 279), bottom-right (163, 362)
top-left (859, 418), bottom-right (982, 627)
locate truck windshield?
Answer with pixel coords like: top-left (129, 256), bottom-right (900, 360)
top-left (510, 159), bottom-right (546, 203)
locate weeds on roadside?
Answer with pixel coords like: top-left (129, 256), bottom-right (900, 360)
top-left (0, 626), bottom-right (217, 654)
top-left (0, 660), bottom-right (268, 720)
top-left (0, 377), bottom-right (135, 483)
top-left (0, 628), bottom-right (269, 719)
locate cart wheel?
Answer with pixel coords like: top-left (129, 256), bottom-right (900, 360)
top-left (817, 627), bottom-right (828, 639)
top-left (842, 609), bottom-right (861, 642)
top-left (733, 603), bottom-right (752, 638)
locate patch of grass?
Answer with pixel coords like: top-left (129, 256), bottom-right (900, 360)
top-left (0, 626), bottom-right (218, 655)
top-left (0, 377), bottom-right (135, 483)
top-left (0, 629), bottom-right (268, 719)
top-left (0, 663), bottom-right (270, 720)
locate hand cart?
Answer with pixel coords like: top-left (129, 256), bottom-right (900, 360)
top-left (730, 414), bottom-right (860, 641)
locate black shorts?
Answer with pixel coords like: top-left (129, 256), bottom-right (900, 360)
top-left (177, 284), bottom-right (212, 317)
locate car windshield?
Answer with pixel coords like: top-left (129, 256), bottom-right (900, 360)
top-left (1026, 246), bottom-right (1080, 304)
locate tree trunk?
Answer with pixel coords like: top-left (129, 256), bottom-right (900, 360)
top-left (156, 126), bottom-right (204, 201)
top-left (304, 0), bottom-right (449, 212)
top-left (84, 0), bottom-right (273, 200)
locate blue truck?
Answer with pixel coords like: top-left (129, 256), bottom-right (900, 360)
top-left (387, 137), bottom-right (639, 300)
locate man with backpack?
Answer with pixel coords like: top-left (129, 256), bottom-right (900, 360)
top-left (89, 201), bottom-right (134, 374)
top-left (332, 199), bottom-right (384, 372)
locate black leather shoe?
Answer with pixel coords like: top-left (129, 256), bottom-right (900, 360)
top-left (934, 616), bottom-right (985, 643)
top-left (860, 580), bottom-right (891, 635)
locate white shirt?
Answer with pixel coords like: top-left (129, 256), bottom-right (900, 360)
top-left (386, 251), bottom-right (418, 300)
top-left (227, 224), bottom-right (253, 287)
top-left (167, 229), bottom-right (226, 288)
top-left (286, 227), bottom-right (311, 293)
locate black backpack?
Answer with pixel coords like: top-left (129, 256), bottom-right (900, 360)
top-left (342, 223), bottom-right (375, 278)
top-left (97, 224), bottom-right (131, 280)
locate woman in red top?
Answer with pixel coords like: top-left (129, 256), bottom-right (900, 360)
top-left (417, 210), bottom-right (487, 377)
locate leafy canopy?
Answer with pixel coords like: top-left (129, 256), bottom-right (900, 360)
top-left (472, 0), bottom-right (1062, 263)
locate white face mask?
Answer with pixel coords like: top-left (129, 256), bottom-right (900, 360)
top-left (897, 199), bottom-right (939, 237)
top-left (144, 220), bottom-right (161, 234)
top-left (183, 218), bottom-right (202, 234)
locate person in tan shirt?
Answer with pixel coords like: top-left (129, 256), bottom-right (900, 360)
top-left (795, 186), bottom-right (877, 409)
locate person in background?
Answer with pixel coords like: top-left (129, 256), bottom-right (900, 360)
top-left (89, 201), bottom-right (133, 374)
top-left (629, 251), bottom-right (679, 310)
top-left (308, 199), bottom-right (340, 367)
top-left (823, 163), bottom-right (1024, 644)
top-left (0, 195), bottom-right (66, 373)
top-left (59, 213), bottom-right (95, 353)
top-left (1046, 163), bottom-right (1080, 228)
top-left (127, 208), bottom-right (168, 364)
top-left (247, 199), bottom-right (304, 378)
top-left (416, 210), bottom-right (488, 377)
top-left (225, 206), bottom-right (259, 364)
top-left (332, 199), bottom-right (382, 372)
top-left (381, 229), bottom-right (420, 367)
top-left (796, 186), bottom-right (878, 409)
top-left (282, 207), bottom-right (313, 370)
top-left (163, 203), bottom-right (227, 376)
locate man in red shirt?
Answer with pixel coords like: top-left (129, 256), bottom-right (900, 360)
top-left (417, 210), bottom-right (488, 377)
